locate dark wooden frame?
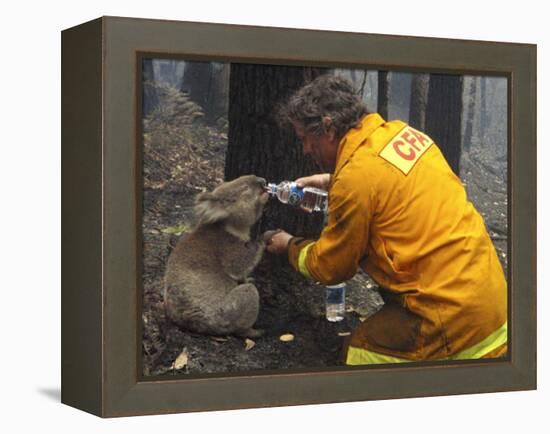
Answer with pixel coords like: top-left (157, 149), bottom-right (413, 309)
top-left (61, 16), bottom-right (537, 417)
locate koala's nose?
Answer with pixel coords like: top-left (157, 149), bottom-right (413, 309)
top-left (257, 177), bottom-right (266, 188)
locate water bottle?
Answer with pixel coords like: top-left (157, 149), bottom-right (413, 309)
top-left (325, 282), bottom-right (346, 322)
top-left (266, 181), bottom-right (328, 213)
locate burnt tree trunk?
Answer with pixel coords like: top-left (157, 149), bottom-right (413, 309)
top-left (210, 63), bottom-right (230, 123)
top-left (181, 61), bottom-right (212, 108)
top-left (358, 70), bottom-right (368, 100)
top-left (425, 73), bottom-right (464, 175)
top-left (479, 76), bottom-right (489, 141)
top-left (409, 73), bottom-right (429, 131)
top-left (225, 63), bottom-right (327, 239)
top-left (181, 60), bottom-right (222, 124)
top-left (181, 62), bottom-right (229, 124)
top-left (462, 76), bottom-right (478, 152)
top-left (377, 71), bottom-right (390, 120)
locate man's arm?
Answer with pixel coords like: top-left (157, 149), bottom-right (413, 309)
top-left (268, 172), bottom-right (374, 284)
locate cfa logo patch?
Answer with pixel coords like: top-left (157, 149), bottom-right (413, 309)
top-left (379, 126), bottom-right (434, 175)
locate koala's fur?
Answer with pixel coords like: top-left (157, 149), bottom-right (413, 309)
top-left (164, 175), bottom-right (269, 337)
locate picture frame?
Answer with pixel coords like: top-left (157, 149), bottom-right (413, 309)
top-left (61, 16), bottom-right (536, 417)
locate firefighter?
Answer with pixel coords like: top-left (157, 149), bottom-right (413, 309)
top-left (267, 74), bottom-right (507, 364)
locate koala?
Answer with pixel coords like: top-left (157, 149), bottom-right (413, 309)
top-left (164, 175), bottom-right (269, 338)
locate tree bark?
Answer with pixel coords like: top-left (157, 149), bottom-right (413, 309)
top-left (225, 63), bottom-right (327, 238)
top-left (409, 73), bottom-right (429, 131)
top-left (425, 73), bottom-right (464, 175)
top-left (377, 71), bottom-right (390, 120)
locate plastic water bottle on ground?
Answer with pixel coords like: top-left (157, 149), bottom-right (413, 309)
top-left (325, 282), bottom-right (346, 322)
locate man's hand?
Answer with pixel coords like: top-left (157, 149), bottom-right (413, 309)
top-left (295, 173), bottom-right (331, 190)
top-left (264, 230), bottom-right (293, 254)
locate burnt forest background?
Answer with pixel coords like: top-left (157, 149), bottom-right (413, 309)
top-left (140, 59), bottom-right (508, 377)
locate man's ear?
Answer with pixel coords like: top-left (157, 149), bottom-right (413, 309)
top-left (321, 116), bottom-right (332, 129)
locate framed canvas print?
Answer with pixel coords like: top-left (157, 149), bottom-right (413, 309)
top-left (61, 16), bottom-right (536, 417)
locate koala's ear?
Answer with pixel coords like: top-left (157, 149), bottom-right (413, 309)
top-left (194, 192), bottom-right (230, 225)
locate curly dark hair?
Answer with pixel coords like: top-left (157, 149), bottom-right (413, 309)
top-left (277, 74), bottom-right (369, 140)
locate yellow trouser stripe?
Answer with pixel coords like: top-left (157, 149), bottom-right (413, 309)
top-left (447, 321), bottom-right (507, 360)
top-left (346, 346), bottom-right (411, 365)
top-left (298, 243), bottom-right (315, 280)
top-left (346, 321), bottom-right (508, 365)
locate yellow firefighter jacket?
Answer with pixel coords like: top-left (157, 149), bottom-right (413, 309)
top-left (288, 113), bottom-right (507, 362)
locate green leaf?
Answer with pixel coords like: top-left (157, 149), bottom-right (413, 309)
top-left (161, 223), bottom-right (190, 236)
